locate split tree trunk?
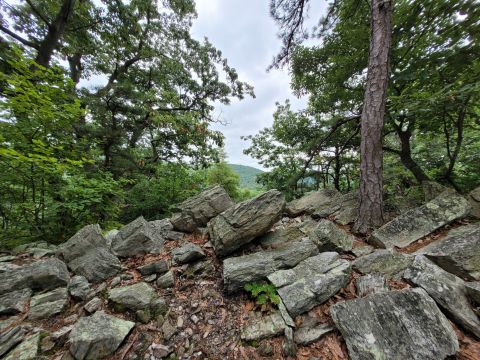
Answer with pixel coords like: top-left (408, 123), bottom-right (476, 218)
top-left (353, 0), bottom-right (393, 234)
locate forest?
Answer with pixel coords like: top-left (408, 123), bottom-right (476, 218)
top-left (0, 0), bottom-right (479, 247)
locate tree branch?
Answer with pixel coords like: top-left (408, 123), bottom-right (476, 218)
top-left (25, 0), bottom-right (52, 27)
top-left (0, 25), bottom-right (39, 49)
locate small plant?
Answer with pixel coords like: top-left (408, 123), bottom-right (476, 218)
top-left (244, 282), bottom-right (280, 308)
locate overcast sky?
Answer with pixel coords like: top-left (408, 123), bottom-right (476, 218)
top-left (191, 0), bottom-right (326, 169)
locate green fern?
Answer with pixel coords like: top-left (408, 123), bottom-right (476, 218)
top-left (244, 282), bottom-right (280, 307)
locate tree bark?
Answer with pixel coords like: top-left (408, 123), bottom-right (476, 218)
top-left (353, 0), bottom-right (393, 234)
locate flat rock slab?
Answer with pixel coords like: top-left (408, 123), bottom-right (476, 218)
top-left (312, 191), bottom-right (359, 225)
top-left (294, 317), bottom-right (334, 345)
top-left (404, 255), bottom-right (480, 338)
top-left (0, 289), bottom-right (32, 316)
top-left (268, 252), bottom-right (351, 317)
top-left (286, 189), bottom-right (340, 217)
top-left (0, 326), bottom-right (27, 357)
top-left (370, 190), bottom-right (470, 249)
top-left (352, 249), bottom-right (413, 279)
top-left (108, 282), bottom-right (157, 312)
top-left (258, 224), bottom-right (306, 249)
top-left (240, 311), bottom-right (287, 341)
top-left (223, 238), bottom-right (318, 293)
top-left (419, 224), bottom-right (480, 280)
top-left (112, 217), bottom-right (163, 257)
top-left (356, 274), bottom-right (389, 297)
top-left (171, 242), bottom-right (206, 265)
top-left (69, 311), bottom-right (135, 360)
top-left (0, 257), bottom-right (70, 295)
top-left (3, 332), bottom-right (41, 360)
top-left (171, 185), bottom-right (234, 232)
top-left (28, 287), bottom-right (69, 320)
top-left (208, 190), bottom-right (285, 257)
top-left (58, 224), bottom-right (122, 283)
top-left (331, 288), bottom-right (459, 360)
top-left (309, 219), bottom-right (354, 253)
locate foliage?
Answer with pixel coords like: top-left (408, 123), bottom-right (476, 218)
top-left (206, 162), bottom-right (240, 200)
top-left (227, 164), bottom-right (264, 189)
top-left (244, 282), bottom-right (280, 309)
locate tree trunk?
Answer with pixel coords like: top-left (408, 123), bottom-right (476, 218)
top-left (353, 0), bottom-right (393, 234)
top-left (397, 127), bottom-right (430, 183)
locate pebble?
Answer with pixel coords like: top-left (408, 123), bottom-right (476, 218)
top-left (191, 315), bottom-right (199, 324)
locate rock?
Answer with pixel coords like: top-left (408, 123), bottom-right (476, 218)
top-left (240, 311), bottom-right (287, 341)
top-left (0, 255), bottom-right (16, 262)
top-left (108, 282), bottom-right (157, 312)
top-left (112, 217), bottom-right (163, 257)
top-left (149, 219), bottom-right (173, 238)
top-left (41, 335), bottom-right (55, 353)
top-left (422, 181), bottom-right (448, 201)
top-left (331, 288), bottom-right (459, 360)
top-left (156, 271), bottom-right (174, 289)
top-left (136, 310), bottom-right (151, 324)
top-left (185, 259), bottom-right (214, 279)
top-left (258, 224), bottom-right (306, 249)
top-left (369, 190), bottom-right (470, 249)
top-left (150, 298), bottom-right (168, 317)
top-left (465, 282), bottom-right (480, 305)
top-left (148, 343), bottom-right (173, 358)
top-left (0, 289), bottom-right (32, 316)
top-left (3, 332), bottom-right (41, 360)
top-left (352, 244), bottom-right (375, 257)
top-left (312, 191), bottom-right (359, 225)
top-left (223, 238), bottom-right (318, 293)
top-left (419, 224), bottom-right (480, 280)
top-left (171, 242), bottom-right (206, 265)
top-left (404, 255), bottom-right (480, 338)
top-left (161, 318), bottom-right (176, 340)
top-left (285, 189), bottom-right (340, 217)
top-left (84, 297), bottom-right (102, 314)
top-left (294, 319), bottom-right (333, 345)
top-left (352, 249), bottom-right (413, 279)
top-left (0, 326), bottom-right (28, 357)
top-left (0, 263), bottom-right (19, 273)
top-left (28, 287), bottom-right (69, 320)
top-left (110, 277), bottom-right (121, 287)
top-left (208, 190), bottom-right (286, 257)
top-left (309, 219), bottom-right (354, 253)
top-left (69, 311), bottom-right (135, 360)
top-left (57, 224), bottom-right (121, 283)
top-left (268, 252), bottom-right (351, 317)
top-left (170, 185), bottom-right (234, 232)
top-left (103, 229), bottom-right (118, 248)
top-left (69, 276), bottom-right (91, 301)
top-left (355, 274), bottom-right (389, 297)
top-left (52, 325), bottom-right (74, 345)
top-left (278, 300), bottom-right (295, 328)
top-left (165, 231), bottom-right (184, 241)
top-left (137, 260), bottom-right (169, 276)
top-left (283, 327), bottom-right (297, 357)
top-left (0, 257), bottom-right (70, 295)
top-left (468, 186), bottom-right (480, 219)
top-left (144, 274), bottom-right (156, 282)
top-left (257, 341), bottom-right (274, 357)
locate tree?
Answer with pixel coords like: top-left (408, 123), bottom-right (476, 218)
top-left (353, 0), bottom-right (393, 234)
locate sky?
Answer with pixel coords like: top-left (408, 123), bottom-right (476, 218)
top-left (191, 0), bottom-right (325, 169)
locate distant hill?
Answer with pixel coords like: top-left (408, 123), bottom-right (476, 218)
top-left (228, 164), bottom-right (263, 189)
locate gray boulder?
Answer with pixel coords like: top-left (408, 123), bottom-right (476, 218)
top-left (258, 223), bottom-right (306, 249)
top-left (309, 219), bottom-right (354, 253)
top-left (171, 185), bottom-right (234, 232)
top-left (331, 288), bottom-right (459, 360)
top-left (58, 224), bottom-right (121, 283)
top-left (352, 249), bottom-right (413, 279)
top-left (468, 186), bottom-right (480, 219)
top-left (28, 287), bottom-right (69, 320)
top-left (69, 276), bottom-right (92, 301)
top-left (355, 274), bottom-right (389, 297)
top-left (268, 252), bottom-right (351, 317)
top-left (208, 190), bottom-right (286, 257)
top-left (156, 271), bottom-right (174, 289)
top-left (149, 218), bottom-right (173, 236)
top-left (419, 224), bottom-right (480, 280)
top-left (294, 317), bottom-right (334, 345)
top-left (223, 238), bottom-right (318, 293)
top-left (404, 255), bottom-right (480, 338)
top-left (171, 242), bottom-right (206, 265)
top-left (0, 289), bottom-right (32, 316)
top-left (112, 217), bottom-right (163, 257)
top-left (3, 332), bottom-right (41, 360)
top-left (108, 282), bottom-right (157, 312)
top-left (137, 260), bottom-right (169, 276)
top-left (0, 257), bottom-right (70, 295)
top-left (369, 190), bottom-right (470, 249)
top-left (285, 189), bottom-right (340, 217)
top-left (312, 191), bottom-right (359, 225)
top-left (240, 311), bottom-right (287, 341)
top-left (84, 297), bottom-right (103, 314)
top-left (69, 311), bottom-right (135, 360)
top-left (352, 244), bottom-right (375, 257)
top-left (0, 326), bottom-right (27, 357)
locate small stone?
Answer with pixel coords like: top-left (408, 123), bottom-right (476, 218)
top-left (137, 260), bottom-right (169, 276)
top-left (0, 326), bottom-right (28, 357)
top-left (136, 310), bottom-right (151, 324)
top-left (149, 343), bottom-right (173, 358)
top-left (108, 282), bottom-right (157, 312)
top-left (144, 274), bottom-right (157, 283)
top-left (177, 316), bottom-right (184, 328)
top-left (352, 249), bottom-right (413, 279)
top-left (156, 315), bottom-right (165, 327)
top-left (162, 319), bottom-right (176, 340)
top-left (120, 273), bottom-right (133, 281)
top-left (283, 327), bottom-right (297, 358)
top-left (68, 276), bottom-right (91, 301)
top-left (191, 315), bottom-right (200, 324)
top-left (84, 297), bottom-right (102, 313)
top-left (294, 319), bottom-right (333, 345)
top-left (64, 314), bottom-right (79, 325)
top-left (171, 243), bottom-right (206, 265)
top-left (356, 274), bottom-right (389, 297)
top-left (257, 341), bottom-right (274, 357)
top-left (151, 298), bottom-right (168, 317)
top-left (41, 336), bottom-right (55, 352)
top-left (241, 311), bottom-right (287, 341)
top-left (110, 277), bottom-right (121, 287)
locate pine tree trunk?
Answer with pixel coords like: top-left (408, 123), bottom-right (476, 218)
top-left (353, 0), bottom-right (393, 234)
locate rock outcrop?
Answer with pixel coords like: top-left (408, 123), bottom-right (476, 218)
top-left (28, 287), bottom-right (69, 320)
top-left (352, 249), bottom-right (413, 279)
top-left (171, 185), bottom-right (234, 232)
top-left (308, 219), bottom-right (354, 253)
top-left (58, 224), bottom-right (121, 283)
top-left (208, 190), bottom-right (285, 257)
top-left (312, 191), bottom-right (359, 225)
top-left (285, 189), bottom-right (340, 217)
top-left (112, 217), bottom-right (163, 257)
top-left (369, 190), bottom-right (470, 249)
top-left (331, 288), bottom-right (459, 360)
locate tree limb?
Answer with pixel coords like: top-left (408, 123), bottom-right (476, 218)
top-left (0, 25), bottom-right (39, 49)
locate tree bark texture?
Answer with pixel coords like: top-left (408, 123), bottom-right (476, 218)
top-left (354, 0), bottom-right (393, 234)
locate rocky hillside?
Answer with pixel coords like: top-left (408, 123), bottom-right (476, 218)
top-left (1, 185), bottom-right (480, 359)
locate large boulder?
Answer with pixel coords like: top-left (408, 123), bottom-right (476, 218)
top-left (208, 190), bottom-right (286, 257)
top-left (171, 242), bottom-right (206, 265)
top-left (58, 224), bottom-right (122, 283)
top-left (369, 190), bottom-right (470, 249)
top-left (0, 257), bottom-right (70, 295)
top-left (404, 255), bottom-right (480, 338)
top-left (312, 191), bottom-right (359, 225)
top-left (331, 288), bottom-right (459, 360)
top-left (419, 224), bottom-right (480, 280)
top-left (112, 217), bottom-right (163, 257)
top-left (268, 252), bottom-right (351, 317)
top-left (28, 287), bottom-right (69, 320)
top-left (468, 186), bottom-right (480, 219)
top-left (285, 189), bottom-right (340, 217)
top-left (308, 219), bottom-right (354, 253)
top-left (223, 238), bottom-right (318, 293)
top-left (352, 249), bottom-right (413, 279)
top-left (108, 282), bottom-right (158, 312)
top-left (170, 185), bottom-right (234, 232)
top-left (69, 311), bottom-right (135, 360)
top-left (258, 223), bottom-right (306, 249)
